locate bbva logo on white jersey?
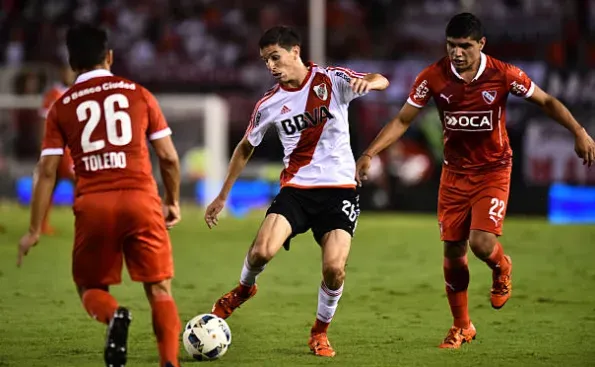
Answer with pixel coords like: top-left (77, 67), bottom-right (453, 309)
top-left (443, 111), bottom-right (493, 131)
top-left (280, 106), bottom-right (335, 135)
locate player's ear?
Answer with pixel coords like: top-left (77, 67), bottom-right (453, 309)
top-left (106, 50), bottom-right (114, 69)
top-left (292, 45), bottom-right (300, 60)
top-left (68, 56), bottom-right (76, 73)
top-left (478, 37), bottom-right (486, 51)
top-left (62, 65), bottom-right (76, 85)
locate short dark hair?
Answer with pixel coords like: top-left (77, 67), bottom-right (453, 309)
top-left (66, 24), bottom-right (109, 70)
top-left (258, 26), bottom-right (301, 50)
top-left (445, 13), bottom-right (484, 41)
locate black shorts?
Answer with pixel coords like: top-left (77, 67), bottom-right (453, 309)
top-left (266, 186), bottom-right (360, 250)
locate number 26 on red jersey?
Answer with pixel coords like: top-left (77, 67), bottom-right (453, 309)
top-left (77, 93), bottom-right (132, 171)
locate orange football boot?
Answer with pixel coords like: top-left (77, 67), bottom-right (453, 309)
top-left (211, 284), bottom-right (257, 319)
top-left (308, 332), bottom-right (336, 357)
top-left (439, 322), bottom-right (477, 349)
top-left (491, 255), bottom-right (512, 309)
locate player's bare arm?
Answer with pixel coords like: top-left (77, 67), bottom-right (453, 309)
top-left (204, 137), bottom-right (255, 229)
top-left (349, 73), bottom-right (389, 94)
top-left (17, 155), bottom-right (61, 267)
top-left (527, 85), bottom-right (595, 166)
top-left (355, 102), bottom-right (421, 185)
top-left (151, 135), bottom-right (181, 228)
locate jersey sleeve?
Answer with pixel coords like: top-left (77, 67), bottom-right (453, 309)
top-left (244, 99), bottom-right (273, 147)
top-left (142, 88), bottom-right (172, 140)
top-left (506, 64), bottom-right (535, 98)
top-left (407, 67), bottom-right (433, 108)
top-left (40, 105), bottom-right (65, 156)
top-left (327, 66), bottom-right (368, 104)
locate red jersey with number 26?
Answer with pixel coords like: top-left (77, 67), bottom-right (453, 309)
top-left (407, 53), bottom-right (534, 172)
top-left (41, 69), bottom-right (171, 196)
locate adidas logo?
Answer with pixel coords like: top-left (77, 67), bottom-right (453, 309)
top-left (280, 105), bottom-right (291, 114)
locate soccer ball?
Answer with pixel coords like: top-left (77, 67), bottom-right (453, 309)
top-left (182, 314), bottom-right (232, 361)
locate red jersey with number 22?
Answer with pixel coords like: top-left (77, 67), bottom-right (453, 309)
top-left (407, 53), bottom-right (534, 172)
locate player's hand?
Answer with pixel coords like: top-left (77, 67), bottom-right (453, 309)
top-left (349, 77), bottom-right (371, 95)
top-left (574, 129), bottom-right (595, 167)
top-left (17, 231), bottom-right (40, 267)
top-left (163, 203), bottom-right (181, 229)
top-left (204, 196), bottom-right (226, 229)
top-left (355, 154), bottom-right (372, 187)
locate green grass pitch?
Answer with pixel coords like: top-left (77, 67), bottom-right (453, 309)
top-left (1, 202), bottom-right (594, 366)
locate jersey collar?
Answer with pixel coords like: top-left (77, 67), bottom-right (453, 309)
top-left (450, 52), bottom-right (486, 82)
top-left (75, 69), bottom-right (113, 84)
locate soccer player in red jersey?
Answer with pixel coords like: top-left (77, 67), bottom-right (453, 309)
top-left (16, 24), bottom-right (183, 367)
top-left (38, 64), bottom-right (76, 235)
top-left (356, 13), bottom-right (595, 349)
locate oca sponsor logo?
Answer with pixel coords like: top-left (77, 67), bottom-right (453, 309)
top-left (444, 111), bottom-right (493, 131)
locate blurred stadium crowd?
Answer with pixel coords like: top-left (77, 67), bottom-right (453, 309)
top-left (2, 0), bottom-right (593, 79)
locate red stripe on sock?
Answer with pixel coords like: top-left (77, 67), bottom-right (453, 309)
top-left (321, 282), bottom-right (343, 297)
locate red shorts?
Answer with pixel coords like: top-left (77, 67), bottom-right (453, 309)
top-left (72, 190), bottom-right (173, 288)
top-left (437, 167), bottom-right (511, 241)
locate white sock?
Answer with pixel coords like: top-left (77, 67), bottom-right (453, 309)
top-left (316, 281), bottom-right (344, 323)
top-left (239, 256), bottom-right (265, 287)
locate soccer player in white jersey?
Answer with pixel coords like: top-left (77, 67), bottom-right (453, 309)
top-left (204, 26), bottom-right (389, 357)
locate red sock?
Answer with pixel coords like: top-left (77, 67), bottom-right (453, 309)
top-left (311, 318), bottom-right (330, 334)
top-left (444, 256), bottom-right (470, 329)
top-left (82, 289), bottom-right (119, 325)
top-left (151, 294), bottom-right (181, 367)
top-left (484, 242), bottom-right (507, 271)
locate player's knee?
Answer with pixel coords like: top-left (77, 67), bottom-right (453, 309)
top-left (143, 279), bottom-right (172, 300)
top-left (322, 263), bottom-right (345, 289)
top-left (469, 230), bottom-right (497, 259)
top-left (443, 240), bottom-right (467, 258)
top-left (248, 237), bottom-right (277, 265)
